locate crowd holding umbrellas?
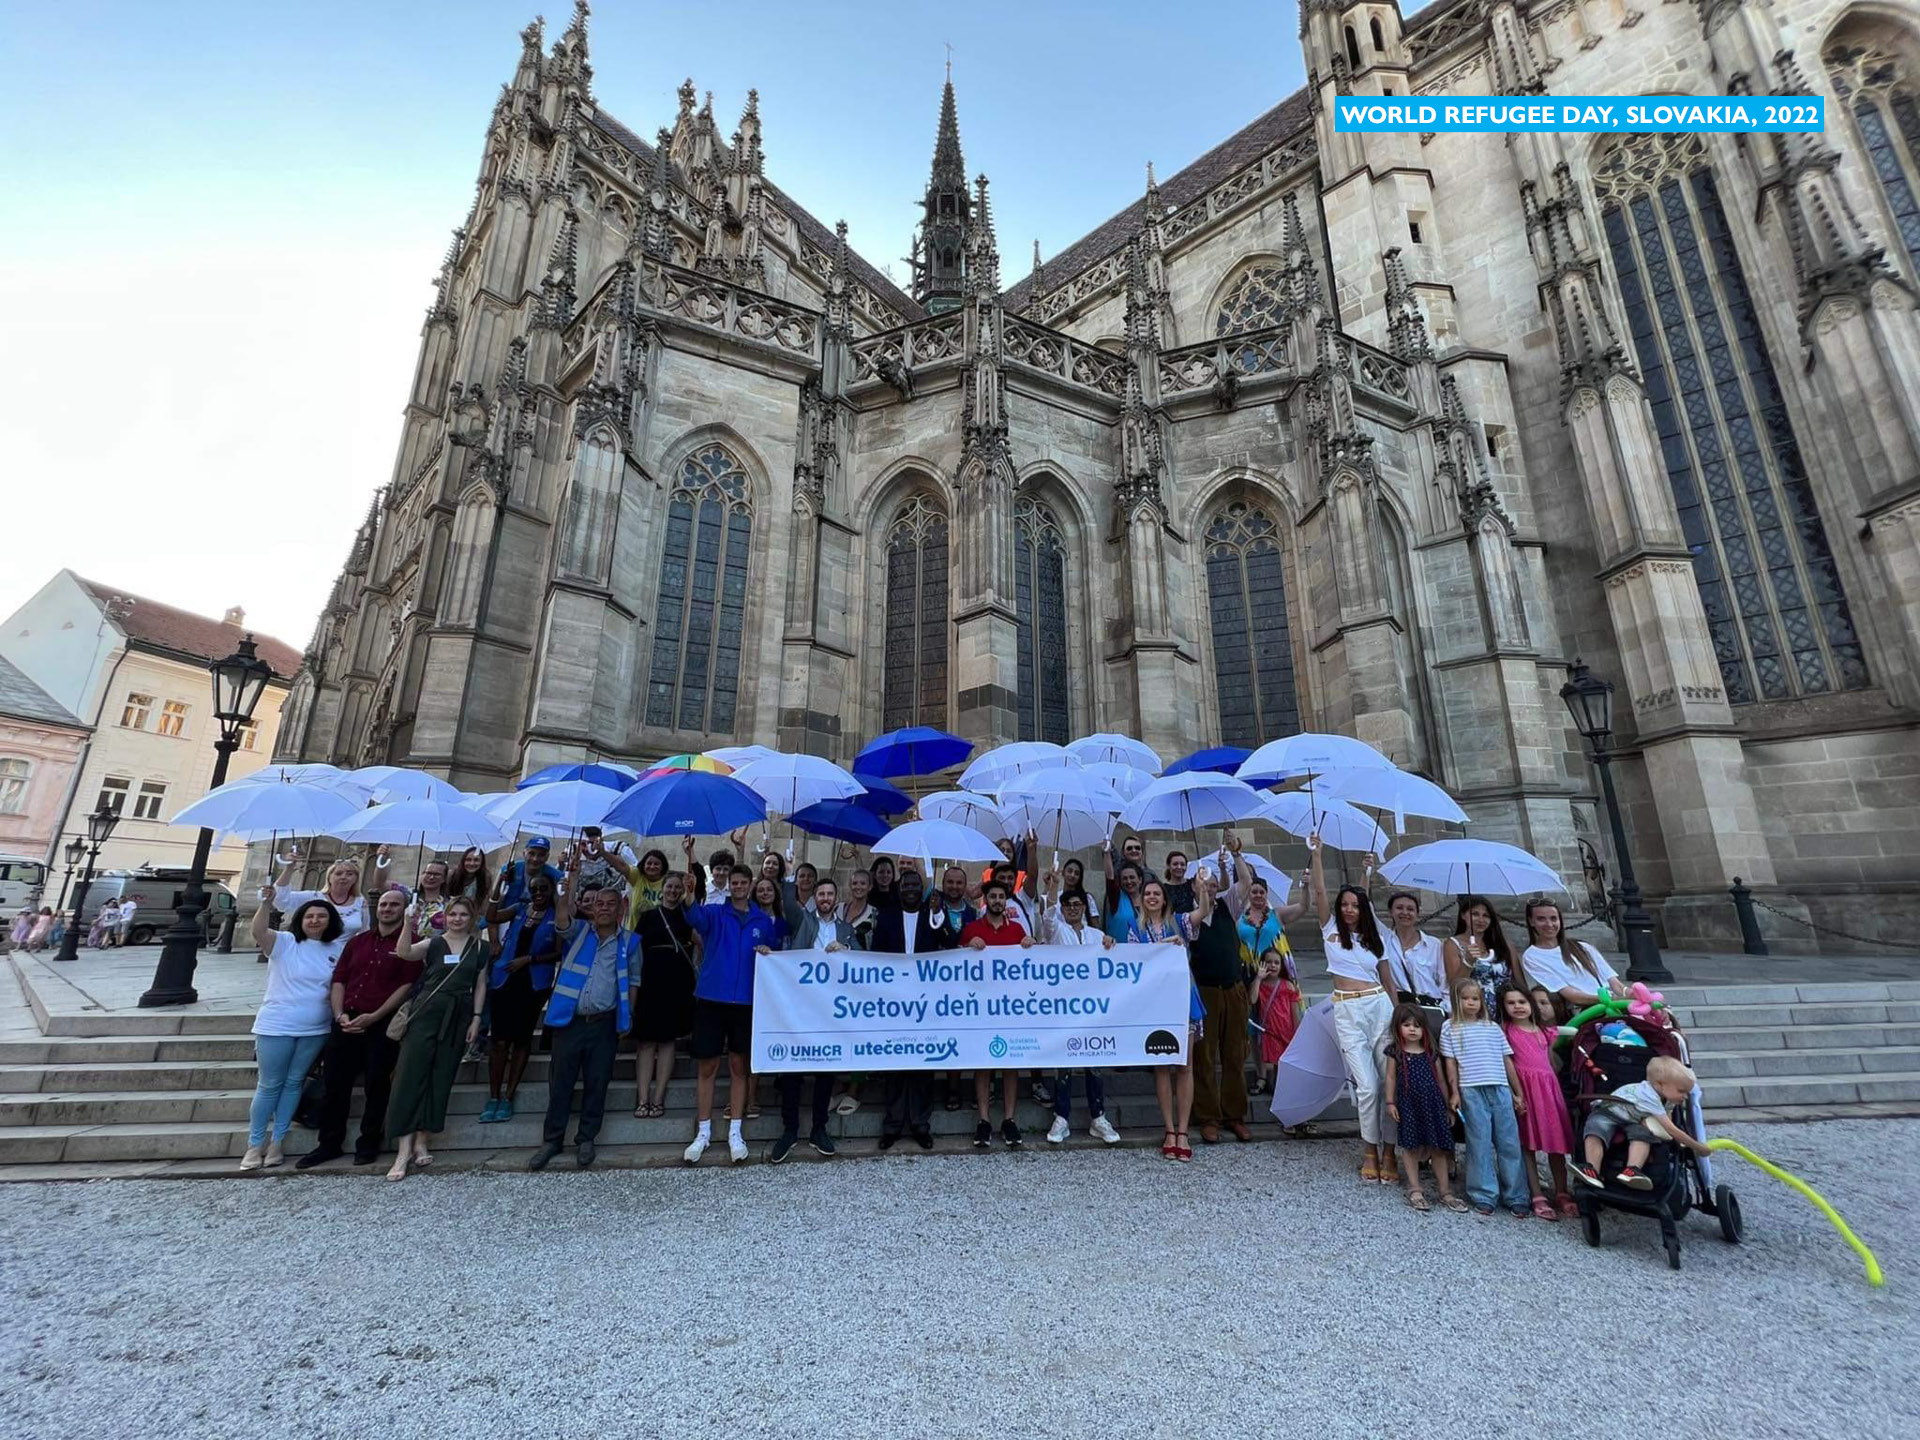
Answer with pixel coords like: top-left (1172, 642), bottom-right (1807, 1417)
top-left (172, 726), bottom-right (1573, 909)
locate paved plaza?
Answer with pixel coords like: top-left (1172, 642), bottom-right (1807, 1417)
top-left (3, 1118), bottom-right (1912, 1440)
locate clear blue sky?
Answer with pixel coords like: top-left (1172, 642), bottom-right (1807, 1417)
top-left (0, 0), bottom-right (1329, 646)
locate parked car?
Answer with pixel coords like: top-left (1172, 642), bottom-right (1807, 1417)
top-left (0, 855), bottom-right (50, 914)
top-left (77, 870), bottom-right (239, 945)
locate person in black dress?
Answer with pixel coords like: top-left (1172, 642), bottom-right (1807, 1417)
top-left (632, 871), bottom-right (697, 1118)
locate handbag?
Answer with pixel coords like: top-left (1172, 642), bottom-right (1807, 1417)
top-left (386, 940), bottom-right (472, 1041)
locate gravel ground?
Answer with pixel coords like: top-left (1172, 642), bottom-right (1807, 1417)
top-left (3, 1119), bottom-right (1915, 1440)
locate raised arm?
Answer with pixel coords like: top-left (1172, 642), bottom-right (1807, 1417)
top-left (1307, 833), bottom-right (1331, 927)
top-left (273, 848), bottom-right (299, 888)
top-left (1222, 836), bottom-right (1251, 916)
top-left (251, 886), bottom-right (279, 954)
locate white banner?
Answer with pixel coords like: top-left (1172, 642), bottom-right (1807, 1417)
top-left (750, 942), bottom-right (1191, 1073)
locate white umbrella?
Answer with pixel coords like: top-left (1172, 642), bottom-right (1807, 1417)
top-left (1191, 850), bottom-right (1296, 901)
top-left (1065, 733), bottom-right (1163, 775)
top-left (171, 781), bottom-right (360, 836)
top-left (1317, 767), bottom-right (1469, 833)
top-left (1120, 771), bottom-right (1270, 834)
top-left (705, 744), bottom-right (780, 770)
top-left (328, 798), bottom-right (510, 851)
top-left (917, 790), bottom-right (1010, 840)
top-left (872, 818), bottom-right (1009, 869)
top-left (1237, 732), bottom-right (1393, 784)
top-left (731, 754), bottom-right (864, 817)
top-left (959, 741), bottom-right (1080, 796)
top-left (997, 769), bottom-right (1123, 852)
top-left (347, 765), bottom-right (465, 802)
top-left (1377, 838), bottom-right (1567, 896)
top-left (1081, 762), bottom-right (1154, 803)
top-left (484, 780), bottom-right (619, 836)
top-left (234, 762), bottom-right (349, 786)
top-left (1260, 792), bottom-right (1390, 856)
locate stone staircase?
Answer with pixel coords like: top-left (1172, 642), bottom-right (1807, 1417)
top-left (1, 981), bottom-right (1914, 1167)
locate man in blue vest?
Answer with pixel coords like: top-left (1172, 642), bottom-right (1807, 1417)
top-left (527, 881), bottom-right (634, 1171)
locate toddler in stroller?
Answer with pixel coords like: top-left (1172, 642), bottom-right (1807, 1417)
top-left (1572, 1055), bottom-right (1709, 1189)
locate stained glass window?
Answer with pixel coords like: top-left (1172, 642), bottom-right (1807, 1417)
top-left (1014, 496), bottom-right (1071, 744)
top-left (1828, 41), bottom-right (1920, 276)
top-left (1595, 133), bottom-right (1867, 703)
top-left (644, 444), bottom-right (755, 733)
top-left (883, 495), bottom-right (949, 731)
top-left (1204, 500), bottom-right (1301, 746)
top-left (1214, 264), bottom-right (1289, 336)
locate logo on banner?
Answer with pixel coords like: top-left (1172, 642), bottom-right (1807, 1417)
top-left (1065, 1035), bottom-right (1117, 1054)
top-left (767, 1043), bottom-right (788, 1062)
top-left (1143, 1029), bottom-right (1181, 1057)
top-left (988, 1036), bottom-right (1009, 1058)
top-left (788, 1043), bottom-right (844, 1061)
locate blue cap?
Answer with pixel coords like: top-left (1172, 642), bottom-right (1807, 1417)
top-left (526, 836), bottom-right (552, 850)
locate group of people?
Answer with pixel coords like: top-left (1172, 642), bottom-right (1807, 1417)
top-left (6, 894), bottom-right (140, 953)
top-left (7, 905), bottom-right (58, 952)
top-left (238, 823), bottom-right (1665, 1202)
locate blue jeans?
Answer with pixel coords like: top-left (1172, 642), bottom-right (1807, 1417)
top-left (1459, 1083), bottom-right (1528, 1210)
top-left (1054, 1070), bottom-right (1105, 1120)
top-left (250, 1032), bottom-right (328, 1145)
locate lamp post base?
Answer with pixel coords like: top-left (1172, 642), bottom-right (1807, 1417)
top-left (138, 903), bottom-right (208, 1008)
top-left (1618, 887), bottom-right (1673, 987)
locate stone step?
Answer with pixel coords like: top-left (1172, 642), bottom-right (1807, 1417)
top-left (1691, 1045), bottom-right (1920, 1079)
top-left (1664, 1000), bottom-right (1920, 1030)
top-left (1682, 1023), bottom-right (1920, 1051)
top-left (0, 1094), bottom-right (1273, 1165)
top-left (1696, 1070), bottom-right (1920, 1109)
top-left (0, 1034), bottom-right (259, 1065)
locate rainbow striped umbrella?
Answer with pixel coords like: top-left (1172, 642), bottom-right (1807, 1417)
top-left (644, 752), bottom-right (733, 777)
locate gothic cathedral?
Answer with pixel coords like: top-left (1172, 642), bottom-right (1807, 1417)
top-left (277, 1), bottom-right (1920, 949)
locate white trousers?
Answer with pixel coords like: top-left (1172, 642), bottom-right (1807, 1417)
top-left (1332, 990), bottom-right (1394, 1146)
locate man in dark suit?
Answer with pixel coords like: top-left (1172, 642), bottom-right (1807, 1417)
top-left (870, 867), bottom-right (955, 1150)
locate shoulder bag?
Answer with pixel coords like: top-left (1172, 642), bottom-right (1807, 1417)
top-left (386, 938), bottom-right (473, 1042)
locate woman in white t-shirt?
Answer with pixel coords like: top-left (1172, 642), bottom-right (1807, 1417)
top-left (1308, 835), bottom-right (1399, 1184)
top-left (242, 888), bottom-right (347, 1170)
top-left (1521, 899), bottom-right (1624, 1011)
top-left (273, 850), bottom-right (388, 941)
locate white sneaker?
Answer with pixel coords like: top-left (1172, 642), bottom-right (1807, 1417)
top-left (1046, 1115), bottom-right (1071, 1144)
top-left (264, 1139), bottom-right (286, 1168)
top-left (239, 1145), bottom-right (265, 1171)
top-left (728, 1134), bottom-right (750, 1163)
top-left (683, 1133), bottom-right (710, 1165)
top-left (1090, 1115), bottom-right (1121, 1145)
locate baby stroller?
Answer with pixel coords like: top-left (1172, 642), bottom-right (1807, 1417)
top-left (1563, 1008), bottom-right (1742, 1270)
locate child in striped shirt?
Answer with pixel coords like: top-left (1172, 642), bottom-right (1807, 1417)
top-left (1441, 978), bottom-right (1530, 1216)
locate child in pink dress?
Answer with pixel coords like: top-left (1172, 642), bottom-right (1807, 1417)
top-left (1499, 984), bottom-right (1576, 1219)
top-left (1251, 948), bottom-right (1301, 1093)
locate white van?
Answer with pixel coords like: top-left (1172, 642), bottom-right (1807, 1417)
top-left (0, 855), bottom-right (50, 914)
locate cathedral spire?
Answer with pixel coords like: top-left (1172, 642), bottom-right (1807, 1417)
top-left (644, 127), bottom-right (674, 260)
top-left (1280, 188), bottom-right (1324, 317)
top-left (511, 14), bottom-right (544, 95)
top-left (966, 173), bottom-right (1000, 295)
top-left (550, 0), bottom-right (593, 98)
top-left (1382, 247), bottom-right (1432, 361)
top-left (913, 71), bottom-right (972, 313)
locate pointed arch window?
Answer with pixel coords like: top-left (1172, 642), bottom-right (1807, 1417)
top-left (1204, 500), bottom-right (1301, 746)
top-left (1594, 132), bottom-right (1867, 703)
top-left (1827, 40), bottom-right (1920, 277)
top-left (1014, 496), bottom-right (1071, 744)
top-left (1214, 263), bottom-right (1289, 336)
top-left (882, 494), bottom-right (949, 731)
top-left (645, 443), bottom-right (755, 734)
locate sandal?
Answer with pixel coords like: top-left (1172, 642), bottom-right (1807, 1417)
top-left (1174, 1131), bottom-right (1193, 1163)
top-left (1408, 1189), bottom-right (1430, 1212)
top-left (1360, 1154), bottom-right (1381, 1184)
top-left (1161, 1129), bottom-right (1178, 1159)
top-left (1555, 1191), bottom-right (1579, 1219)
top-left (1441, 1194), bottom-right (1470, 1213)
top-left (413, 1151), bottom-right (434, 1168)
top-left (1531, 1196), bottom-right (1559, 1222)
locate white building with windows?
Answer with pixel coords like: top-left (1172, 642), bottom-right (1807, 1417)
top-left (0, 572), bottom-right (300, 881)
top-left (280, 4), bottom-right (1920, 949)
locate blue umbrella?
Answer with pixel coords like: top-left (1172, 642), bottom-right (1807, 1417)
top-left (853, 726), bottom-right (973, 779)
top-left (789, 799), bottom-right (890, 846)
top-left (517, 761), bottom-right (641, 792)
top-left (1164, 745), bottom-right (1252, 777)
top-left (600, 771), bottom-right (766, 838)
top-left (852, 777), bottom-right (913, 816)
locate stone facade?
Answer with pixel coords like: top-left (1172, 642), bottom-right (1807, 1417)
top-left (279, 0), bottom-right (1920, 950)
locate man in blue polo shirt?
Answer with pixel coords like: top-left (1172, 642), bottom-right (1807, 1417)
top-left (683, 864), bottom-right (779, 1165)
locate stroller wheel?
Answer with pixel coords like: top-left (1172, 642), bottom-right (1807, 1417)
top-left (1581, 1207), bottom-right (1601, 1248)
top-left (1716, 1185), bottom-right (1743, 1244)
top-left (1665, 1235), bottom-right (1683, 1270)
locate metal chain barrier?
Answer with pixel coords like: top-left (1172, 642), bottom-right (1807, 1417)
top-left (1748, 895), bottom-right (1909, 951)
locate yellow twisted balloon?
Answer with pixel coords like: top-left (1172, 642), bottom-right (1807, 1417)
top-left (1707, 1138), bottom-right (1885, 1287)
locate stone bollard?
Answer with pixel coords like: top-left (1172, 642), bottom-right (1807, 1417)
top-left (1729, 877), bottom-right (1768, 957)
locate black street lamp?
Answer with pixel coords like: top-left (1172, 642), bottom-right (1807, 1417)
top-left (139, 635), bottom-right (273, 1007)
top-left (1560, 659), bottom-right (1672, 985)
top-left (55, 835), bottom-right (85, 912)
top-left (52, 805), bottom-right (121, 963)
